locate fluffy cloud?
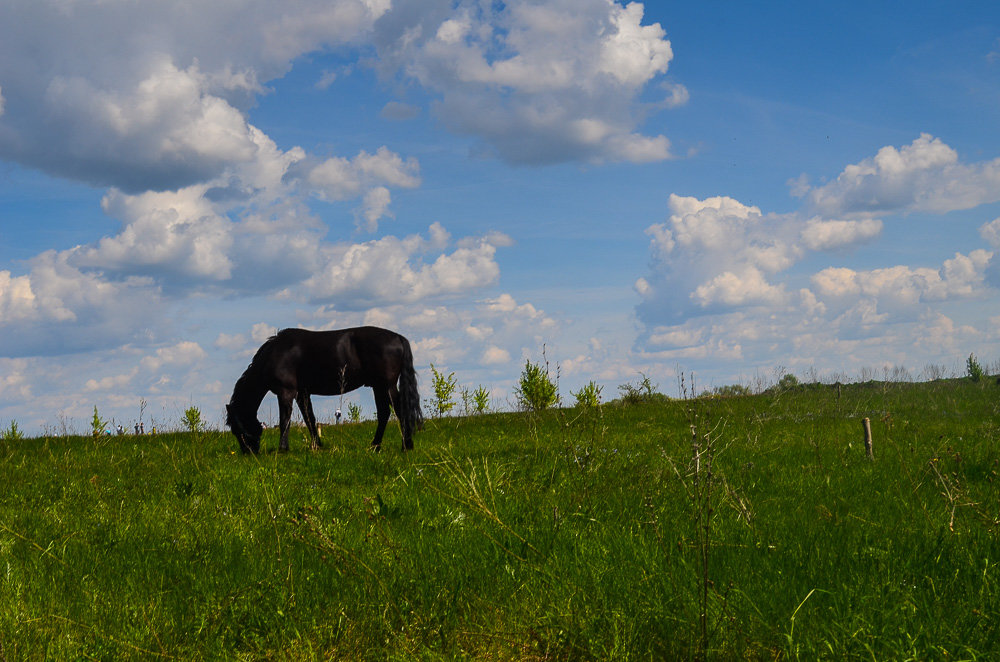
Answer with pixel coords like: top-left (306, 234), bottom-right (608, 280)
top-left (800, 218), bottom-right (883, 251)
top-left (692, 267), bottom-right (787, 308)
top-left (635, 136), bottom-right (1000, 381)
top-left (304, 146), bottom-right (420, 232)
top-left (637, 194), bottom-right (809, 322)
top-left (307, 147), bottom-right (420, 201)
top-left (294, 224), bottom-right (510, 307)
top-left (0, 251), bottom-right (160, 357)
top-left (0, 1), bottom-right (389, 191)
top-left (0, 214), bottom-right (509, 358)
top-left (74, 185), bottom-right (236, 282)
top-left (803, 134), bottom-right (1000, 217)
top-left (0, 359), bottom-right (29, 402)
top-left (812, 250), bottom-right (992, 312)
top-left (140, 341), bottom-right (208, 372)
top-left (482, 346), bottom-right (512, 365)
top-left (0, 0), bottom-right (681, 193)
top-left (375, 0), bottom-right (681, 164)
top-left (979, 217), bottom-right (1000, 247)
top-left (59, 135), bottom-right (427, 294)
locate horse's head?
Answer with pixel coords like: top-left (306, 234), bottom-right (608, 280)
top-left (226, 403), bottom-right (262, 454)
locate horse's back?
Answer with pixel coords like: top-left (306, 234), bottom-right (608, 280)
top-left (270, 326), bottom-right (407, 393)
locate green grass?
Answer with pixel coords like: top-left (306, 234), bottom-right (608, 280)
top-left (2, 378), bottom-right (1000, 659)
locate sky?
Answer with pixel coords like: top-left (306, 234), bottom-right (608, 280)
top-left (1, 0), bottom-right (1000, 434)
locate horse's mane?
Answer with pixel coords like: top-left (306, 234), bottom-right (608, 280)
top-left (229, 333), bottom-right (282, 406)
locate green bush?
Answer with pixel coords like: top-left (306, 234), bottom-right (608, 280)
top-left (710, 383), bottom-right (751, 397)
top-left (182, 406), bottom-right (204, 434)
top-left (572, 380), bottom-right (602, 408)
top-left (472, 385), bottom-right (491, 414)
top-left (617, 373), bottom-right (664, 405)
top-left (91, 406), bottom-right (107, 438)
top-left (515, 359), bottom-right (558, 411)
top-left (767, 372), bottom-right (801, 393)
top-left (1, 420), bottom-right (24, 441)
top-left (429, 364), bottom-right (458, 417)
top-left (967, 353), bottom-right (985, 382)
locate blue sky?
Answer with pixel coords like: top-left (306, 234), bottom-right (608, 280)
top-left (1, 1), bottom-right (999, 434)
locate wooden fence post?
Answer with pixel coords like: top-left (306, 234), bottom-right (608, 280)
top-left (862, 417), bottom-right (873, 460)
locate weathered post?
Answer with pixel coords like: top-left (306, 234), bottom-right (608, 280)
top-left (862, 417), bottom-right (873, 460)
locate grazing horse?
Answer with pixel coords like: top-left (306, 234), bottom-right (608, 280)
top-left (225, 326), bottom-right (423, 454)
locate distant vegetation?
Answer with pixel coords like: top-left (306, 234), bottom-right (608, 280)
top-left (429, 363), bottom-right (459, 417)
top-left (182, 406), bottom-right (204, 434)
top-left (571, 380), bottom-right (602, 408)
top-left (0, 419), bottom-right (23, 441)
top-left (614, 372), bottom-right (668, 405)
top-left (2, 373), bottom-right (999, 659)
top-left (514, 356), bottom-right (559, 411)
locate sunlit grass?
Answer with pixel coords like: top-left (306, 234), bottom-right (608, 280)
top-left (1, 378), bottom-right (999, 659)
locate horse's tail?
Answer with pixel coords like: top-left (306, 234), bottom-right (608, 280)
top-left (397, 337), bottom-right (424, 439)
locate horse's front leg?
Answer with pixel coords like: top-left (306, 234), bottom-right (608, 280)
top-left (296, 392), bottom-right (322, 450)
top-left (277, 390), bottom-right (294, 452)
top-left (371, 387), bottom-right (391, 452)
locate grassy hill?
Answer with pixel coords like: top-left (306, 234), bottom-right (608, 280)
top-left (2, 378), bottom-right (999, 659)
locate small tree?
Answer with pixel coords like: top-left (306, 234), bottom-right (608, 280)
top-left (183, 406), bottom-right (204, 434)
top-left (776, 373), bottom-right (800, 390)
top-left (472, 385), bottom-right (491, 414)
top-left (515, 359), bottom-right (558, 411)
top-left (91, 406), bottom-right (108, 438)
top-left (429, 364), bottom-right (458, 417)
top-left (967, 353), bottom-right (985, 382)
top-left (572, 381), bottom-right (603, 409)
top-left (347, 402), bottom-right (362, 423)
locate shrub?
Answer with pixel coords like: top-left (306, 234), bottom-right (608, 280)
top-left (1, 420), bottom-right (24, 441)
top-left (91, 406), bottom-right (108, 438)
top-left (182, 406), bottom-right (204, 434)
top-left (711, 383), bottom-right (751, 398)
top-left (429, 364), bottom-right (458, 417)
top-left (767, 373), bottom-right (800, 393)
top-left (967, 353), bottom-right (985, 382)
top-left (572, 381), bottom-right (603, 408)
top-left (347, 403), bottom-right (362, 423)
top-left (472, 385), bottom-right (491, 414)
top-left (515, 359), bottom-right (558, 411)
top-left (617, 373), bottom-right (663, 405)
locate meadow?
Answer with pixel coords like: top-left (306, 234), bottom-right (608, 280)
top-left (2, 377), bottom-right (999, 659)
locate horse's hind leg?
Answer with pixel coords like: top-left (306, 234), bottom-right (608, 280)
top-left (371, 387), bottom-right (391, 452)
top-left (387, 384), bottom-right (412, 451)
top-left (277, 390), bottom-right (294, 452)
top-left (296, 392), bottom-right (322, 450)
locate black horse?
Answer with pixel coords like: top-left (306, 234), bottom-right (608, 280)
top-left (225, 326), bottom-right (423, 454)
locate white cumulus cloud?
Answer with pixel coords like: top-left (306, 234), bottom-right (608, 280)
top-left (803, 134), bottom-right (1000, 217)
top-left (293, 224), bottom-right (510, 307)
top-left (0, 1), bottom-right (390, 191)
top-left (636, 136), bottom-right (1000, 375)
top-left (376, 0), bottom-right (682, 164)
top-left (800, 218), bottom-right (883, 251)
